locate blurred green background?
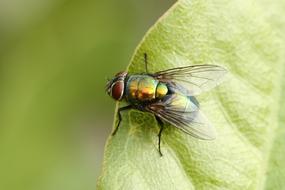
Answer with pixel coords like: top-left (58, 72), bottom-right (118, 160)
top-left (0, 0), bottom-right (175, 189)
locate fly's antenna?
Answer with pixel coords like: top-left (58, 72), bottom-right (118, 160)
top-left (105, 77), bottom-right (111, 91)
top-left (144, 53), bottom-right (149, 73)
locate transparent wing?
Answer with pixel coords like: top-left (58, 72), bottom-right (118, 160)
top-left (146, 93), bottom-right (216, 140)
top-left (153, 64), bottom-right (227, 96)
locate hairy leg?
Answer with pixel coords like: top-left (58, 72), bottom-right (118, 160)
top-left (155, 115), bottom-right (164, 157)
top-left (112, 105), bottom-right (133, 136)
top-left (144, 53), bottom-right (149, 73)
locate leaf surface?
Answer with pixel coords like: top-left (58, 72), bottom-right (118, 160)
top-left (97, 0), bottom-right (285, 189)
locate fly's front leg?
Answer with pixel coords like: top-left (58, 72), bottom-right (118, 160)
top-left (112, 105), bottom-right (133, 136)
top-left (155, 115), bottom-right (164, 157)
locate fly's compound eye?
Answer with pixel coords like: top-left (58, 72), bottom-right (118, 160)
top-left (111, 81), bottom-right (124, 100)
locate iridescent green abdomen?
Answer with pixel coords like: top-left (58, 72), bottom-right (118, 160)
top-left (125, 75), bottom-right (168, 103)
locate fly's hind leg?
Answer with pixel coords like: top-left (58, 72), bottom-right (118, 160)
top-left (155, 115), bottom-right (164, 157)
top-left (112, 105), bottom-right (133, 136)
top-left (143, 53), bottom-right (149, 73)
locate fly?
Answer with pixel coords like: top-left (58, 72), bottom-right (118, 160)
top-left (106, 53), bottom-right (227, 156)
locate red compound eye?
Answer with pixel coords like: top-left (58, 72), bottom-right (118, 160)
top-left (111, 81), bottom-right (124, 100)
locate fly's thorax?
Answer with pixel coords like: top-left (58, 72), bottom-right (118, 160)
top-left (126, 75), bottom-right (157, 102)
top-left (127, 75), bottom-right (139, 99)
top-left (126, 75), bottom-right (168, 103)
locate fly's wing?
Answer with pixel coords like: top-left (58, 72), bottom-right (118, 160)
top-left (153, 64), bottom-right (227, 96)
top-left (146, 93), bottom-right (216, 140)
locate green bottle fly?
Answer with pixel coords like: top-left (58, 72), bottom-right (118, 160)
top-left (106, 53), bottom-right (227, 156)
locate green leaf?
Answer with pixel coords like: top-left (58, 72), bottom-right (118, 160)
top-left (97, 0), bottom-right (285, 189)
top-left (265, 82), bottom-right (285, 189)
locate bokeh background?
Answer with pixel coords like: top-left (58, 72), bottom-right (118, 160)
top-left (0, 0), bottom-right (175, 189)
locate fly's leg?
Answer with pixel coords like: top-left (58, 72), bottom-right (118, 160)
top-left (112, 105), bottom-right (133, 136)
top-left (144, 53), bottom-right (149, 73)
top-left (155, 115), bottom-right (164, 157)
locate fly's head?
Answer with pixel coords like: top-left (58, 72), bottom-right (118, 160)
top-left (106, 71), bottom-right (128, 101)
